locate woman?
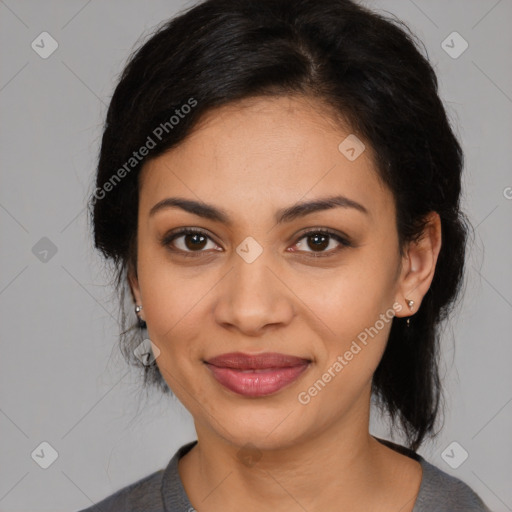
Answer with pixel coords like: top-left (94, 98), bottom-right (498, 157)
top-left (80, 0), bottom-right (492, 510)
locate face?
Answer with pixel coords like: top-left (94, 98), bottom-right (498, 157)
top-left (130, 95), bottom-right (428, 450)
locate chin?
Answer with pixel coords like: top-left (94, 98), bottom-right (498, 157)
top-left (205, 401), bottom-right (310, 452)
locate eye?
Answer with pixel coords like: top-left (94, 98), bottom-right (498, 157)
top-left (162, 228), bottom-right (220, 257)
top-left (290, 229), bottom-right (352, 257)
top-left (161, 227), bottom-right (353, 258)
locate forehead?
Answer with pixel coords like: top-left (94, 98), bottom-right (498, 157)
top-left (138, 95), bottom-right (393, 222)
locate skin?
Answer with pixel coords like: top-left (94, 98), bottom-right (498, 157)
top-left (129, 95), bottom-right (442, 512)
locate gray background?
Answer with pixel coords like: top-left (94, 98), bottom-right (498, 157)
top-left (0, 1), bottom-right (511, 511)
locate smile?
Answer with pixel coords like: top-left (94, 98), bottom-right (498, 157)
top-left (204, 352), bottom-right (311, 397)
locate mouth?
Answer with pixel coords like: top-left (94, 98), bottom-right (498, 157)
top-left (204, 352), bottom-right (311, 397)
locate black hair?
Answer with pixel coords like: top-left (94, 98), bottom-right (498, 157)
top-left (89, 0), bottom-right (472, 452)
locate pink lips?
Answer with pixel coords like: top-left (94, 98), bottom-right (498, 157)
top-left (205, 352), bottom-right (311, 397)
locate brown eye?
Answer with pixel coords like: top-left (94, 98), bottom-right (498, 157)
top-left (162, 228), bottom-right (219, 256)
top-left (161, 227), bottom-right (352, 259)
top-left (292, 229), bottom-right (352, 256)
top-left (182, 232), bottom-right (208, 251)
top-left (303, 232), bottom-right (330, 251)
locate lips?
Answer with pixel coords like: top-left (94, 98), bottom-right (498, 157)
top-left (204, 352), bottom-right (311, 397)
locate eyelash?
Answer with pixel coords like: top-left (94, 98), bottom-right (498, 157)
top-left (161, 227), bottom-right (353, 259)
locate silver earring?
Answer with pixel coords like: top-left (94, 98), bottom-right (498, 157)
top-left (406, 299), bottom-right (414, 327)
top-left (135, 304), bottom-right (146, 328)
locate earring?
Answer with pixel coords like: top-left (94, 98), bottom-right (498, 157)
top-left (135, 304), bottom-right (146, 328)
top-left (133, 305), bottom-right (154, 367)
top-left (406, 299), bottom-right (414, 327)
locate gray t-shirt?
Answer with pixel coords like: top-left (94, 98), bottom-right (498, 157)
top-left (76, 438), bottom-right (492, 511)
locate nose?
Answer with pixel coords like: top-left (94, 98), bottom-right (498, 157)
top-left (213, 251), bottom-right (295, 337)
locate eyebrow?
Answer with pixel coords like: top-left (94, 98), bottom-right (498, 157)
top-left (149, 195), bottom-right (369, 225)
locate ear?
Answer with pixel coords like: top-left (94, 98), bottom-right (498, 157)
top-left (394, 211), bottom-right (442, 318)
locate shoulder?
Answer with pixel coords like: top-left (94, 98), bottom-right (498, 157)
top-left (73, 440), bottom-right (197, 512)
top-left (415, 457), bottom-right (492, 512)
top-left (373, 437), bottom-right (492, 512)
top-left (74, 468), bottom-right (165, 512)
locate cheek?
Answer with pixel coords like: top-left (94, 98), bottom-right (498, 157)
top-left (293, 256), bottom-right (396, 338)
top-left (137, 244), bottom-right (207, 335)
top-left (296, 307), bottom-right (393, 420)
top-left (141, 278), bottom-right (207, 408)
top-left (135, 259), bottom-right (200, 381)
top-left (135, 265), bottom-right (228, 408)
top-left (291, 250), bottom-right (397, 388)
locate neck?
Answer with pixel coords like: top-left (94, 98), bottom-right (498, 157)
top-left (177, 391), bottom-right (406, 512)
